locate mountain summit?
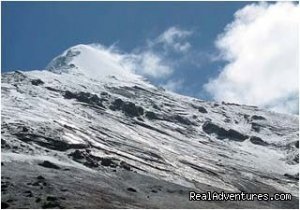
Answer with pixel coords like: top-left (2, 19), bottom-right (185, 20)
top-left (1, 45), bottom-right (299, 208)
top-left (46, 45), bottom-right (143, 82)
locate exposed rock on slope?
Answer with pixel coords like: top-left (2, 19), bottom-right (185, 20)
top-left (1, 45), bottom-right (299, 208)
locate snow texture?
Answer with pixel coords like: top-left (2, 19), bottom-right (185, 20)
top-left (1, 44), bottom-right (299, 208)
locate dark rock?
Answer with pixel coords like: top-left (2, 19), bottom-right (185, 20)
top-left (1, 180), bottom-right (10, 191)
top-left (38, 161), bottom-right (60, 170)
top-left (166, 189), bottom-right (176, 193)
top-left (222, 102), bottom-right (240, 106)
top-left (137, 117), bottom-right (144, 121)
top-left (251, 123), bottom-right (261, 132)
top-left (84, 160), bottom-right (99, 168)
top-left (226, 129), bottom-right (248, 141)
top-left (37, 175), bottom-right (45, 180)
top-left (77, 92), bottom-right (95, 103)
top-left (174, 115), bottom-right (194, 126)
top-left (127, 187), bottom-right (137, 192)
top-left (24, 190), bottom-right (33, 197)
top-left (249, 136), bottom-right (269, 146)
top-left (122, 102), bottom-right (144, 117)
top-left (69, 150), bottom-right (101, 168)
top-left (295, 141), bottom-right (299, 148)
top-left (22, 127), bottom-right (29, 132)
top-left (202, 121), bottom-right (248, 142)
top-left (36, 198), bottom-right (41, 203)
top-left (251, 115), bottom-right (266, 120)
top-left (45, 87), bottom-right (60, 92)
top-left (145, 111), bottom-right (158, 120)
top-left (101, 92), bottom-right (109, 96)
top-left (110, 99), bottom-right (144, 117)
top-left (1, 138), bottom-right (9, 149)
top-left (64, 91), bottom-right (104, 107)
top-left (31, 79), bottom-right (44, 86)
top-left (101, 158), bottom-right (117, 168)
top-left (63, 124), bottom-right (75, 130)
top-left (137, 107), bottom-right (144, 115)
top-left (70, 150), bottom-right (85, 160)
top-left (1, 202), bottom-right (9, 209)
top-left (46, 196), bottom-right (58, 202)
top-left (113, 98), bottom-right (124, 108)
top-left (224, 118), bottom-right (231, 123)
top-left (90, 94), bottom-right (101, 104)
top-left (202, 121), bottom-right (221, 134)
top-left (120, 161), bottom-right (131, 171)
top-left (284, 173), bottom-right (299, 181)
top-left (109, 98), bottom-right (123, 111)
top-left (32, 181), bottom-right (41, 186)
top-left (64, 91), bottom-right (76, 99)
top-left (198, 106), bottom-right (208, 113)
top-left (42, 201), bottom-right (62, 209)
top-left (15, 133), bottom-right (87, 151)
top-left (243, 114), bottom-right (250, 121)
top-left (151, 190), bottom-right (158, 193)
top-left (293, 154), bottom-right (299, 164)
top-left (152, 104), bottom-right (160, 110)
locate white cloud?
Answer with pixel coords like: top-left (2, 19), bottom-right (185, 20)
top-left (127, 26), bottom-right (193, 79)
top-left (61, 27), bottom-right (193, 92)
top-left (162, 79), bottom-right (184, 92)
top-left (126, 51), bottom-right (173, 78)
top-left (76, 27), bottom-right (192, 81)
top-left (154, 26), bottom-right (192, 53)
top-left (204, 2), bottom-right (299, 114)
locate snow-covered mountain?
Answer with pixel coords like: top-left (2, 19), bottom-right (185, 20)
top-left (1, 44), bottom-right (299, 208)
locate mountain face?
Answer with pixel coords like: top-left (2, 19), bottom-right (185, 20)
top-left (1, 45), bottom-right (299, 208)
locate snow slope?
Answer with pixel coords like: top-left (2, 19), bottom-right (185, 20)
top-left (1, 44), bottom-right (299, 208)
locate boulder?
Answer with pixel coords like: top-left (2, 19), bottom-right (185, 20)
top-left (198, 106), bottom-right (208, 113)
top-left (249, 136), bottom-right (269, 146)
top-left (38, 161), bottom-right (60, 170)
top-left (31, 79), bottom-right (44, 86)
top-left (251, 115), bottom-right (266, 120)
top-left (145, 111), bottom-right (158, 120)
top-left (202, 121), bottom-right (248, 142)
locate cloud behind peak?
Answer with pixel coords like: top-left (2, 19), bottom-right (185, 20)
top-left (205, 2), bottom-right (299, 114)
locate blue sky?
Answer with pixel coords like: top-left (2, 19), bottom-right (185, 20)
top-left (2, 1), bottom-right (248, 70)
top-left (2, 2), bottom-right (298, 114)
top-left (2, 2), bottom-right (248, 95)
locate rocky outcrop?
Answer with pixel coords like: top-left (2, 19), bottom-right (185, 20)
top-left (64, 91), bottom-right (105, 108)
top-left (202, 121), bottom-right (248, 141)
top-left (31, 79), bottom-right (44, 86)
top-left (249, 136), bottom-right (269, 146)
top-left (109, 98), bottom-right (144, 117)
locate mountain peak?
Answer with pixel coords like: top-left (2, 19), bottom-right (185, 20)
top-left (2, 44), bottom-right (299, 209)
top-left (46, 44), bottom-right (141, 82)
